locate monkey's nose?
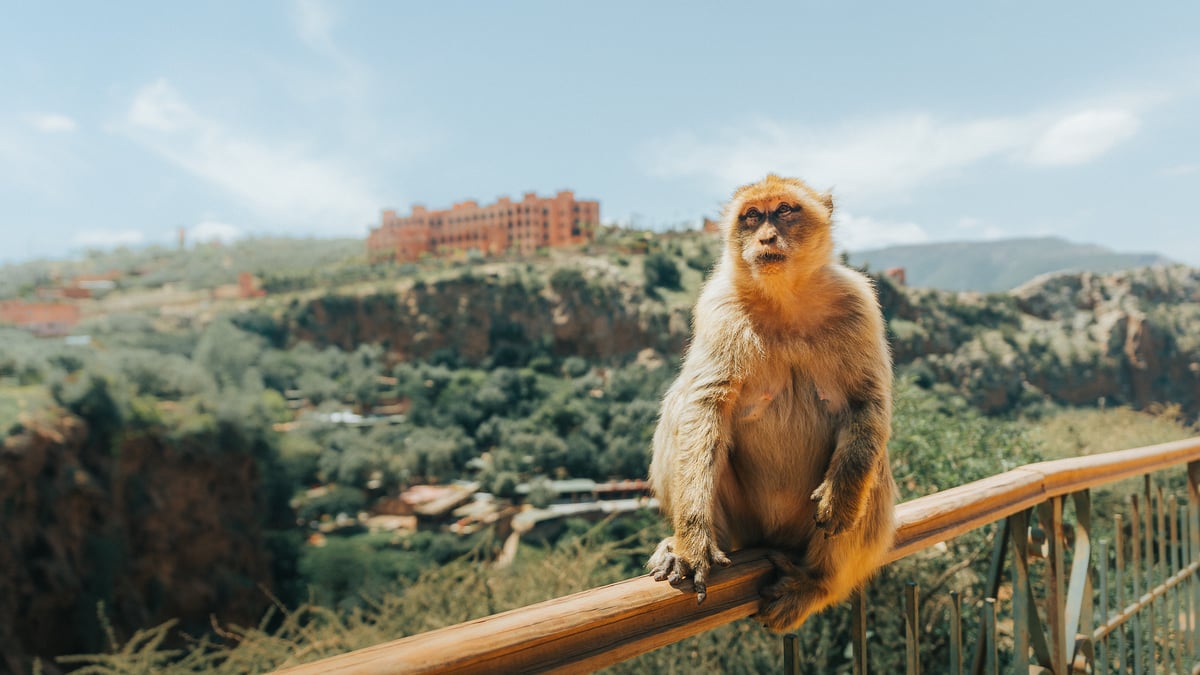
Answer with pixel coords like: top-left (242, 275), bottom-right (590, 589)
top-left (759, 232), bottom-right (778, 245)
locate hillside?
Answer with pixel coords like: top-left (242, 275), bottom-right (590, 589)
top-left (251, 258), bottom-right (1200, 420)
top-left (3, 231), bottom-right (1199, 671)
top-left (0, 237), bottom-right (364, 299)
top-left (4, 230), bottom-right (1195, 422)
top-left (849, 236), bottom-right (1171, 292)
top-left (880, 265), bottom-right (1200, 415)
top-left (2, 231), bottom-right (1170, 298)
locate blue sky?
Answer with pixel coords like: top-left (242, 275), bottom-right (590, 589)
top-left (2, 2), bottom-right (1198, 264)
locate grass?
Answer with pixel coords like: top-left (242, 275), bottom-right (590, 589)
top-left (1029, 403), bottom-right (1196, 460)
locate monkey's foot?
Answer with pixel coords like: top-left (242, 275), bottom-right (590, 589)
top-left (647, 537), bottom-right (676, 578)
top-left (757, 553), bottom-right (827, 632)
top-left (647, 536), bottom-right (730, 604)
top-left (810, 479), bottom-right (865, 536)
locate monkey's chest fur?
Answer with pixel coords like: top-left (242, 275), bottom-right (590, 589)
top-left (718, 366), bottom-right (836, 550)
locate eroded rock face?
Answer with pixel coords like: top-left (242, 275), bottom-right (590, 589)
top-left (0, 415), bottom-right (273, 668)
top-left (288, 272), bottom-right (690, 365)
top-left (1011, 267), bottom-right (1200, 321)
top-left (886, 266), bottom-right (1200, 415)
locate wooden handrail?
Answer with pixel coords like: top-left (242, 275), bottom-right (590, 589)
top-left (276, 436), bottom-right (1200, 675)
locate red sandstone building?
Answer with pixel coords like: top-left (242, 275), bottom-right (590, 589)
top-left (367, 190), bottom-right (599, 262)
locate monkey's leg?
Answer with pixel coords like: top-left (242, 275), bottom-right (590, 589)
top-left (757, 550), bottom-right (834, 633)
top-left (760, 489), bottom-right (894, 632)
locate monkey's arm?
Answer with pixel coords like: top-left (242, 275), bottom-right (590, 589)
top-left (811, 374), bottom-right (890, 535)
top-left (649, 321), bottom-right (751, 601)
top-left (811, 299), bottom-right (893, 536)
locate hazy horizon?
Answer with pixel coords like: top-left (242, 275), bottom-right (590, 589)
top-left (0, 228), bottom-right (1179, 271)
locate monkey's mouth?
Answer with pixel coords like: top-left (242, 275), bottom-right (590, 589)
top-left (755, 252), bottom-right (787, 265)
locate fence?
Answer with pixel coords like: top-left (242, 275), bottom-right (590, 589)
top-left (277, 436), bottom-right (1200, 674)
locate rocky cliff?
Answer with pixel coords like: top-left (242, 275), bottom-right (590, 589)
top-left (286, 268), bottom-right (691, 365)
top-left (0, 412), bottom-right (276, 672)
top-left (884, 265), bottom-right (1200, 415)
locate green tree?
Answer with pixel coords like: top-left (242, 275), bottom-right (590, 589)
top-left (296, 485), bottom-right (367, 523)
top-left (492, 471), bottom-right (520, 499)
top-left (526, 476), bottom-right (556, 508)
top-left (643, 251), bottom-right (682, 293)
top-left (193, 319), bottom-right (265, 389)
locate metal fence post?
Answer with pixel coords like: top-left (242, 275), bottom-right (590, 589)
top-left (851, 588), bottom-right (868, 675)
top-left (905, 582), bottom-right (920, 675)
top-left (949, 590), bottom-right (963, 675)
top-left (783, 633), bottom-right (800, 675)
top-left (1039, 497), bottom-right (1068, 674)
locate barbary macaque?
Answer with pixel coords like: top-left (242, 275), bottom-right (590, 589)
top-left (648, 174), bottom-right (896, 631)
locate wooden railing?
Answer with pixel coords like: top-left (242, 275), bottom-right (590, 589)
top-left (277, 437), bottom-right (1200, 674)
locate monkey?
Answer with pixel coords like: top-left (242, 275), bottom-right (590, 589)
top-left (647, 174), bottom-right (896, 632)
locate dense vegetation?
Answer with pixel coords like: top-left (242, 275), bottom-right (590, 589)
top-left (1, 232), bottom-right (1197, 673)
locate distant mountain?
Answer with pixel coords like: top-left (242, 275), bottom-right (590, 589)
top-left (848, 236), bottom-right (1172, 292)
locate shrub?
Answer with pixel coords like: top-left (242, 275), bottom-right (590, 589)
top-left (296, 486), bottom-right (367, 523)
top-left (643, 252), bottom-right (681, 293)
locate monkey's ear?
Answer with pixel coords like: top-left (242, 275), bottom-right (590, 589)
top-left (821, 191), bottom-right (835, 213)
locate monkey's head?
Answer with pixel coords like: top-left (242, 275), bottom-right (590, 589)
top-left (725, 174), bottom-right (835, 285)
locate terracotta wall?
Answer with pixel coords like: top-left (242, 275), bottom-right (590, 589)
top-left (0, 301), bottom-right (81, 336)
top-left (367, 191), bottom-right (599, 262)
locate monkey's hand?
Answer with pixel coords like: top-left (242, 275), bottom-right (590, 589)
top-left (648, 533), bottom-right (731, 604)
top-left (810, 478), bottom-right (869, 537)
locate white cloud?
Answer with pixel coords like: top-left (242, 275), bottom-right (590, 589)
top-left (190, 221), bottom-right (242, 244)
top-left (122, 78), bottom-right (380, 233)
top-left (642, 102), bottom-right (1147, 207)
top-left (290, 0), bottom-right (364, 86)
top-left (1027, 109), bottom-right (1140, 166)
top-left (293, 0), bottom-right (336, 52)
top-left (28, 113), bottom-right (78, 133)
top-left (72, 228), bottom-right (145, 248)
top-left (1162, 163), bottom-right (1198, 176)
top-left (128, 82), bottom-right (196, 132)
top-left (835, 212), bottom-right (930, 251)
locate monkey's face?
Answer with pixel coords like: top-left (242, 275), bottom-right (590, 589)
top-left (729, 176), bottom-right (834, 279)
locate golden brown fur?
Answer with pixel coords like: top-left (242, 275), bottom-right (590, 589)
top-left (647, 174), bottom-right (896, 632)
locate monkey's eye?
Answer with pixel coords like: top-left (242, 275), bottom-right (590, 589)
top-left (742, 208), bottom-right (763, 225)
top-left (776, 203), bottom-right (795, 216)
